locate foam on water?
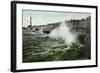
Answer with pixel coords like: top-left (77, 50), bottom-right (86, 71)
top-left (49, 21), bottom-right (78, 44)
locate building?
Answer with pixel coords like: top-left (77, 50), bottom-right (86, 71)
top-left (27, 16), bottom-right (33, 30)
top-left (66, 16), bottom-right (91, 33)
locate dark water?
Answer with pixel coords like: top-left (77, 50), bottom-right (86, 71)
top-left (22, 30), bottom-right (90, 63)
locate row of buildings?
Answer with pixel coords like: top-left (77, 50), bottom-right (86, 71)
top-left (23, 16), bottom-right (90, 34)
top-left (23, 16), bottom-right (91, 45)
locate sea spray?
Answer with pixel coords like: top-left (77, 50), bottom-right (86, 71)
top-left (49, 21), bottom-right (78, 44)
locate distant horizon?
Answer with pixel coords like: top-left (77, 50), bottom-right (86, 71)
top-left (23, 10), bottom-right (90, 27)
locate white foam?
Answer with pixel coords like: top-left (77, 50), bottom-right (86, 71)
top-left (49, 21), bottom-right (78, 44)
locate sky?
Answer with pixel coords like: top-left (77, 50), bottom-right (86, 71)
top-left (22, 10), bottom-right (90, 27)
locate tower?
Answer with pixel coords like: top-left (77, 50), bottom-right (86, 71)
top-left (27, 16), bottom-right (33, 30)
top-left (30, 16), bottom-right (32, 26)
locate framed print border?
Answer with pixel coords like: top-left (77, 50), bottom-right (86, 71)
top-left (11, 1), bottom-right (98, 72)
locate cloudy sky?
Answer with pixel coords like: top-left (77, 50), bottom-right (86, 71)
top-left (23, 10), bottom-right (90, 27)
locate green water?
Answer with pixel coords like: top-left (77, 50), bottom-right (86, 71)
top-left (23, 31), bottom-right (90, 63)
